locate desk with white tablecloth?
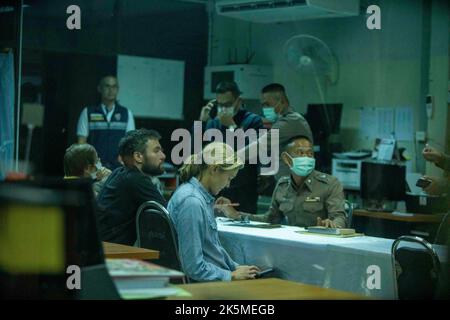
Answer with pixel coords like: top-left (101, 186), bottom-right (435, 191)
top-left (217, 218), bottom-right (447, 299)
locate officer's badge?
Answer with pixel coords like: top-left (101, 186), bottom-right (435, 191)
top-left (90, 113), bottom-right (104, 121)
top-left (115, 113), bottom-right (121, 121)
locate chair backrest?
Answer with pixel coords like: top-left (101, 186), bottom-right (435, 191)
top-left (344, 200), bottom-right (353, 228)
top-left (391, 235), bottom-right (441, 300)
top-left (136, 201), bottom-right (184, 276)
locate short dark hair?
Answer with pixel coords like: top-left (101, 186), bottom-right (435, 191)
top-left (99, 75), bottom-right (118, 86)
top-left (64, 143), bottom-right (97, 176)
top-left (118, 129), bottom-right (162, 158)
top-left (215, 81), bottom-right (241, 97)
top-left (262, 83), bottom-right (286, 94)
top-left (284, 135), bottom-right (312, 152)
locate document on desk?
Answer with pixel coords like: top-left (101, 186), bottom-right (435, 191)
top-left (392, 211), bottom-right (414, 217)
top-left (296, 229), bottom-right (364, 238)
top-left (225, 223), bottom-right (282, 229)
top-left (118, 286), bottom-right (190, 300)
top-left (377, 138), bottom-right (396, 161)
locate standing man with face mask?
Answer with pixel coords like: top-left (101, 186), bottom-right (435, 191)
top-left (96, 129), bottom-right (167, 245)
top-left (77, 75), bottom-right (135, 170)
top-left (225, 135), bottom-right (347, 228)
top-left (260, 83), bottom-right (313, 180)
top-left (197, 81), bottom-right (263, 214)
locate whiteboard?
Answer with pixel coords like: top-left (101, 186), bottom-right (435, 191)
top-left (117, 55), bottom-right (185, 120)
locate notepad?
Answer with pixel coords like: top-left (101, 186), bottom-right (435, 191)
top-left (297, 227), bottom-right (364, 238)
top-left (226, 223), bottom-right (282, 229)
top-left (306, 227), bottom-right (356, 235)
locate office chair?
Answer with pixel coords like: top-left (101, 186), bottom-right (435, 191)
top-left (391, 235), bottom-right (441, 300)
top-left (136, 201), bottom-right (187, 284)
top-left (344, 200), bottom-right (353, 228)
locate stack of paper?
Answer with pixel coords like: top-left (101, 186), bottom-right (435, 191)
top-left (297, 227), bottom-right (364, 238)
top-left (106, 259), bottom-right (186, 299)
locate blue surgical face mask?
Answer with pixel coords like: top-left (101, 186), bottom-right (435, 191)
top-left (262, 107), bottom-right (278, 123)
top-left (286, 154), bottom-right (315, 177)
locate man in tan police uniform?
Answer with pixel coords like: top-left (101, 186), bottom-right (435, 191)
top-left (223, 135), bottom-right (347, 228)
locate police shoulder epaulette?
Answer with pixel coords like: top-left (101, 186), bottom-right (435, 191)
top-left (315, 172), bottom-right (330, 184)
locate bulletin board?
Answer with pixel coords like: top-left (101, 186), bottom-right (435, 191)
top-left (117, 54), bottom-right (185, 120)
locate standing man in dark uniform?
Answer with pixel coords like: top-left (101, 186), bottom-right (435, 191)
top-left (197, 81), bottom-right (263, 213)
top-left (77, 75), bottom-right (135, 170)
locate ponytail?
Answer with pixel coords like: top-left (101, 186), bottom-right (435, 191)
top-left (178, 154), bottom-right (206, 183)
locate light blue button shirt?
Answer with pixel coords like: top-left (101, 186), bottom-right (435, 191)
top-left (168, 177), bottom-right (238, 282)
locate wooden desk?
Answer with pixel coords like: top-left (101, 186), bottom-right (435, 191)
top-left (169, 278), bottom-right (365, 300)
top-left (353, 209), bottom-right (445, 223)
top-left (102, 242), bottom-right (159, 260)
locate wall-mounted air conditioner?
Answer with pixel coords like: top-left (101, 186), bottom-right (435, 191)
top-left (215, 0), bottom-right (360, 23)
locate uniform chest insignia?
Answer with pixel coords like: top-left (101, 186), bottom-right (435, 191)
top-left (305, 196), bottom-right (320, 202)
top-left (90, 113), bottom-right (104, 121)
top-left (114, 113), bottom-right (121, 121)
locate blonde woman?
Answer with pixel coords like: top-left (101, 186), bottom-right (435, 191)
top-left (168, 142), bottom-right (260, 282)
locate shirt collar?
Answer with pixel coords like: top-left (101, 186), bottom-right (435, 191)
top-left (189, 177), bottom-right (215, 204)
top-left (289, 171), bottom-right (314, 193)
top-left (101, 103), bottom-right (116, 115)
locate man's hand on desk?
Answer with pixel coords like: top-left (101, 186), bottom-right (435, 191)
top-left (316, 217), bottom-right (337, 228)
top-left (232, 265), bottom-right (261, 280)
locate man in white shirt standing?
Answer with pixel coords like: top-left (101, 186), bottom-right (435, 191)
top-left (77, 75), bottom-right (135, 170)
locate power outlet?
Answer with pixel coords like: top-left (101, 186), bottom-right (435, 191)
top-left (415, 131), bottom-right (426, 142)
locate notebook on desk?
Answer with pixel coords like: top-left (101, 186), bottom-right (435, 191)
top-left (297, 227), bottom-right (364, 238)
top-left (225, 223), bottom-right (282, 229)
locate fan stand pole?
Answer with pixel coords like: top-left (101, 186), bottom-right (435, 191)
top-left (312, 65), bottom-right (326, 106)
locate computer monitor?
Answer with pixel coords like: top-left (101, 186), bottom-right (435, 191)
top-left (29, 178), bottom-right (105, 267)
top-left (0, 181), bottom-right (80, 299)
top-left (305, 103), bottom-right (343, 141)
top-left (361, 161), bottom-right (406, 203)
top-left (0, 178), bottom-right (118, 299)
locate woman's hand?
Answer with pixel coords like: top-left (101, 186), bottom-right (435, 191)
top-left (215, 197), bottom-right (241, 219)
top-left (231, 265), bottom-right (260, 280)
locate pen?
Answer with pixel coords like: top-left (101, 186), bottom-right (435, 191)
top-left (214, 203), bottom-right (240, 207)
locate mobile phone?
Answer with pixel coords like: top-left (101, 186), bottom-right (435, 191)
top-left (209, 101), bottom-right (218, 119)
top-left (255, 268), bottom-right (274, 279)
top-left (416, 178), bottom-right (432, 188)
